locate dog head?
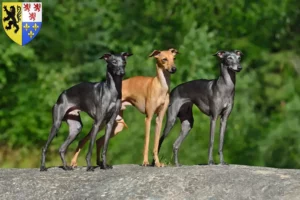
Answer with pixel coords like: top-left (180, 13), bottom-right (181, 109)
top-left (214, 50), bottom-right (243, 72)
top-left (99, 52), bottom-right (133, 76)
top-left (149, 48), bottom-right (179, 74)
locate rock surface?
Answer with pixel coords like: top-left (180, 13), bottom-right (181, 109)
top-left (0, 164), bottom-right (300, 200)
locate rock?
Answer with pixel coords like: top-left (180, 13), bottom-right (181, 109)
top-left (0, 164), bottom-right (299, 200)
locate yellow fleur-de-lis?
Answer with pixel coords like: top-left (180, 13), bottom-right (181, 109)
top-left (28, 30), bottom-right (34, 38)
top-left (32, 23), bottom-right (39, 31)
top-left (23, 23), bottom-right (30, 31)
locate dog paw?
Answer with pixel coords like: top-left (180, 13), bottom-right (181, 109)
top-left (208, 160), bottom-right (215, 165)
top-left (70, 161), bottom-right (78, 168)
top-left (62, 166), bottom-right (73, 171)
top-left (155, 162), bottom-right (165, 167)
top-left (97, 161), bottom-right (103, 167)
top-left (101, 164), bottom-right (113, 170)
top-left (40, 166), bottom-right (47, 172)
top-left (86, 166), bottom-right (94, 172)
top-left (142, 161), bottom-right (150, 167)
top-left (175, 163), bottom-right (182, 167)
top-left (219, 161), bottom-right (229, 166)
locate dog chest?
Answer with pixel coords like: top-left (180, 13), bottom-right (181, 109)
top-left (219, 98), bottom-right (233, 113)
top-left (154, 94), bottom-right (168, 114)
top-left (105, 98), bottom-right (120, 118)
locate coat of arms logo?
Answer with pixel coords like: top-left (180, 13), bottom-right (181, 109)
top-left (2, 2), bottom-right (42, 46)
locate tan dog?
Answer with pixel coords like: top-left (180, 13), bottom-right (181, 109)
top-left (70, 48), bottom-right (179, 167)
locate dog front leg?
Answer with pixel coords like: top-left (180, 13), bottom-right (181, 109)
top-left (219, 107), bottom-right (232, 165)
top-left (101, 122), bottom-right (114, 169)
top-left (86, 119), bottom-right (103, 172)
top-left (153, 99), bottom-right (169, 167)
top-left (208, 115), bottom-right (217, 165)
top-left (96, 117), bottom-right (126, 166)
top-left (142, 113), bottom-right (153, 166)
top-left (101, 101), bottom-right (121, 169)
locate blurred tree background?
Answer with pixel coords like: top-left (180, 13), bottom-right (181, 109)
top-left (0, 0), bottom-right (299, 168)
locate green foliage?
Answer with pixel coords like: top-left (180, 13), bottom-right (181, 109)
top-left (0, 0), bottom-right (299, 168)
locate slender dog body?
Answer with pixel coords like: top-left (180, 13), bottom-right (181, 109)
top-left (40, 52), bottom-right (132, 171)
top-left (70, 48), bottom-right (179, 167)
top-left (157, 50), bottom-right (243, 166)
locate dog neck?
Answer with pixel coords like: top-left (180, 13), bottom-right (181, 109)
top-left (106, 71), bottom-right (122, 99)
top-left (156, 63), bottom-right (170, 91)
top-left (217, 63), bottom-right (236, 89)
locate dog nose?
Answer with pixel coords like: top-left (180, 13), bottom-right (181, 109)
top-left (237, 66), bottom-right (242, 72)
top-left (171, 67), bottom-right (177, 73)
top-left (117, 69), bottom-right (125, 76)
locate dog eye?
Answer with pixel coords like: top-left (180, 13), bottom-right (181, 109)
top-left (162, 58), bottom-right (168, 62)
top-left (112, 60), bottom-right (117, 64)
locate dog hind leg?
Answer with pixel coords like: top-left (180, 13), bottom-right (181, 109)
top-left (173, 103), bottom-right (194, 167)
top-left (59, 115), bottom-right (82, 170)
top-left (152, 100), bottom-right (184, 166)
top-left (157, 101), bottom-right (181, 153)
top-left (40, 104), bottom-right (65, 171)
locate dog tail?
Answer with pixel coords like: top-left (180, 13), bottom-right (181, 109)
top-left (116, 118), bottom-right (128, 129)
top-left (122, 121), bottom-right (128, 129)
top-left (16, 6), bottom-right (21, 23)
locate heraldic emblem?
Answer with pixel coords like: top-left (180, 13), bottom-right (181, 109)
top-left (2, 2), bottom-right (42, 46)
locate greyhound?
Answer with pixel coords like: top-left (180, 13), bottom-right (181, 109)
top-left (157, 50), bottom-right (243, 166)
top-left (70, 48), bottom-right (179, 168)
top-left (40, 52), bottom-right (133, 172)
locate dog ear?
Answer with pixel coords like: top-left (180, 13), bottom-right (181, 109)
top-left (234, 50), bottom-right (243, 56)
top-left (149, 50), bottom-right (161, 58)
top-left (99, 53), bottom-right (112, 61)
top-left (121, 52), bottom-right (133, 59)
top-left (213, 51), bottom-right (226, 58)
top-left (169, 48), bottom-right (179, 55)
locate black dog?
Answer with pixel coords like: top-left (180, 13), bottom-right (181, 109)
top-left (40, 52), bottom-right (132, 171)
top-left (157, 50), bottom-right (243, 166)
